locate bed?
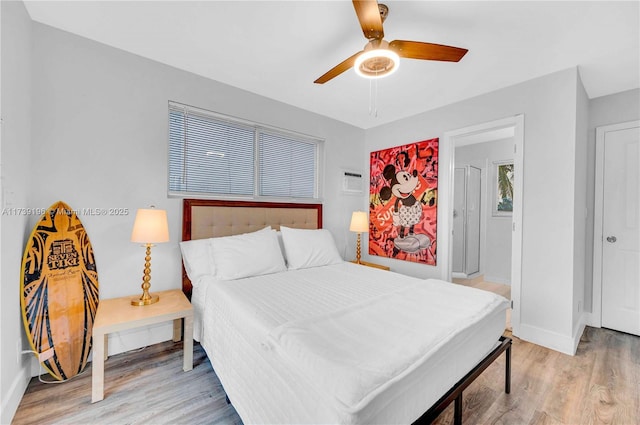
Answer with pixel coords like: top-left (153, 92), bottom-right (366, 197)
top-left (181, 199), bottom-right (511, 425)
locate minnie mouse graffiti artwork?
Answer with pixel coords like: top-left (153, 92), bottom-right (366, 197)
top-left (369, 139), bottom-right (438, 265)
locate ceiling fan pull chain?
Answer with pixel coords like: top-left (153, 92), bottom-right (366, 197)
top-left (369, 79), bottom-right (378, 117)
top-left (368, 79), bottom-right (373, 116)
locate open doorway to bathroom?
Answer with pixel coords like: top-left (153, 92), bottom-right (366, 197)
top-left (452, 137), bottom-right (514, 284)
top-left (442, 115), bottom-right (524, 336)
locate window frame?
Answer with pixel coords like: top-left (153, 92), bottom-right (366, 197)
top-left (168, 101), bottom-right (324, 203)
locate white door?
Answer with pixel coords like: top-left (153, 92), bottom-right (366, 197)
top-left (600, 122), bottom-right (640, 336)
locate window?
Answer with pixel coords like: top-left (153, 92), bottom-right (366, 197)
top-left (169, 102), bottom-right (322, 200)
top-left (492, 160), bottom-right (514, 216)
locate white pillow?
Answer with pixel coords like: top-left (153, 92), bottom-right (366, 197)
top-left (280, 226), bottom-right (343, 270)
top-left (210, 227), bottom-right (286, 280)
top-left (179, 238), bottom-right (214, 282)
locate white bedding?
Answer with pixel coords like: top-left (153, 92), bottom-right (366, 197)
top-left (194, 262), bottom-right (508, 424)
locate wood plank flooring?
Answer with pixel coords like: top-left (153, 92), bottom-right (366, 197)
top-left (12, 342), bottom-right (242, 425)
top-left (13, 280), bottom-right (639, 425)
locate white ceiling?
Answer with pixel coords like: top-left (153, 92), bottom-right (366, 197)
top-left (23, 1), bottom-right (640, 129)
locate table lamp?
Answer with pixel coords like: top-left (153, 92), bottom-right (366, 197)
top-left (130, 207), bottom-right (169, 306)
top-left (349, 211), bottom-right (369, 264)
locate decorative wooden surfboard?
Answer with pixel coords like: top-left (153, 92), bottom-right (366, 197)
top-left (20, 201), bottom-right (99, 381)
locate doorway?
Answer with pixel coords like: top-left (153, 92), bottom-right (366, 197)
top-left (593, 120), bottom-right (640, 336)
top-left (452, 138), bottom-right (515, 284)
top-left (441, 115), bottom-right (524, 336)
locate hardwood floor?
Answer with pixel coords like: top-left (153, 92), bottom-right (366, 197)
top-left (12, 342), bottom-right (242, 425)
top-left (13, 281), bottom-right (639, 425)
top-left (434, 327), bottom-right (639, 425)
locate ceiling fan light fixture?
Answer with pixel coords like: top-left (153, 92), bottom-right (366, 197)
top-left (314, 1), bottom-right (467, 84)
top-left (354, 48), bottom-right (400, 79)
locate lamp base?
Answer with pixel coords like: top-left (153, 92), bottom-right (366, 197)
top-left (132, 243), bottom-right (159, 306)
top-left (355, 233), bottom-right (362, 264)
top-left (131, 294), bottom-right (159, 306)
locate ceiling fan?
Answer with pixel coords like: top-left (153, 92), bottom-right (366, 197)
top-left (314, 0), bottom-right (468, 84)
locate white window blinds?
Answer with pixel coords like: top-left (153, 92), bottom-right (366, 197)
top-left (259, 131), bottom-right (317, 198)
top-left (169, 102), bottom-right (320, 200)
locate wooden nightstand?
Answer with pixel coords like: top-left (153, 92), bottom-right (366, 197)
top-left (91, 289), bottom-right (193, 403)
top-left (350, 260), bottom-right (391, 271)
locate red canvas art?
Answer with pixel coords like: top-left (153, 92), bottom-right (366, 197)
top-left (369, 139), bottom-right (438, 265)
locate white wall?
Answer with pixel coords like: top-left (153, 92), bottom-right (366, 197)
top-left (1, 1), bottom-right (33, 422)
top-left (28, 22), bottom-right (365, 352)
top-left (455, 138), bottom-right (514, 284)
top-left (364, 68), bottom-right (586, 354)
top-left (572, 73), bottom-right (589, 337)
top-left (0, 20), bottom-right (364, 419)
top-left (3, 6), bottom-right (636, 421)
top-left (585, 88), bottom-right (640, 315)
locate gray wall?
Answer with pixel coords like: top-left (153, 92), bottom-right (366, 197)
top-left (364, 68), bottom-right (586, 353)
top-left (572, 73), bottom-right (589, 329)
top-left (1, 1), bottom-right (33, 423)
top-left (1, 17), bottom-right (366, 419)
top-left (3, 3), bottom-right (639, 421)
top-left (28, 21), bottom-right (365, 345)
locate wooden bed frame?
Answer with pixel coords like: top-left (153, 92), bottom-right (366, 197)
top-left (181, 198), bottom-right (511, 425)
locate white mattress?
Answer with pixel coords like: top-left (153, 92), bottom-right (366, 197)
top-left (193, 262), bottom-right (508, 424)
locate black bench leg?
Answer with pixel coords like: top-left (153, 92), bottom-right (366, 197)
top-left (454, 392), bottom-right (463, 425)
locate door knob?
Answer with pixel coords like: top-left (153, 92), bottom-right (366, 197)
top-left (606, 236), bottom-right (617, 243)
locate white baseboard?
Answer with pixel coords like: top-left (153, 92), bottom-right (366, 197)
top-left (102, 321), bottom-right (174, 358)
top-left (571, 315), bottom-right (588, 354)
top-left (1, 364), bottom-right (30, 424)
top-left (24, 322), bottom-right (175, 378)
top-left (518, 322), bottom-right (580, 355)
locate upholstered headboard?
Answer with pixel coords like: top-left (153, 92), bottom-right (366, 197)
top-left (181, 199), bottom-right (322, 297)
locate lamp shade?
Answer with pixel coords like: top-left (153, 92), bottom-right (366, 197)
top-left (131, 208), bottom-right (170, 243)
top-left (349, 211), bottom-right (369, 233)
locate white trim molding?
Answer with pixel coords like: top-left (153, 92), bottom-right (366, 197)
top-left (519, 318), bottom-right (586, 356)
top-left (442, 115), bottom-right (524, 336)
top-left (1, 366), bottom-right (30, 424)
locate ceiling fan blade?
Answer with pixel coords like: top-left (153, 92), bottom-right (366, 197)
top-left (352, 0), bottom-right (384, 40)
top-left (389, 40), bottom-right (468, 62)
top-left (314, 51), bottom-right (362, 84)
